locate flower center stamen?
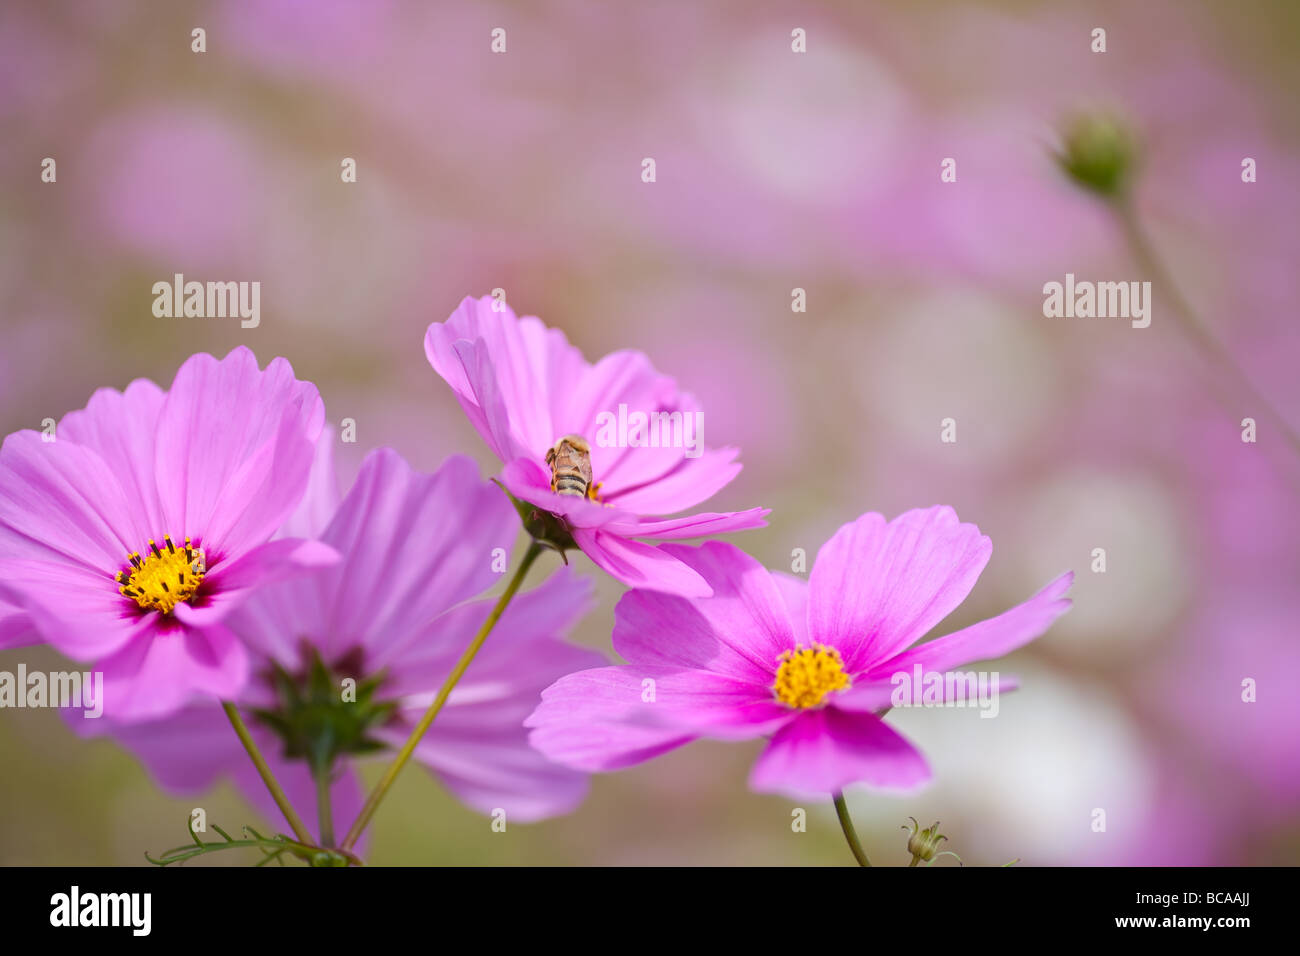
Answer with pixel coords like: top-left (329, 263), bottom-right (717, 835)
top-left (773, 643), bottom-right (851, 709)
top-left (115, 535), bottom-right (205, 615)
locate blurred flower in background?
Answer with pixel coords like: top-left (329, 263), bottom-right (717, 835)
top-left (1, 0), bottom-right (1297, 864)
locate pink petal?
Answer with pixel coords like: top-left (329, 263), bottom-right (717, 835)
top-left (176, 536), bottom-right (338, 628)
top-left (276, 427), bottom-right (340, 541)
top-left (770, 572), bottom-right (811, 647)
top-left (834, 672), bottom-right (1021, 712)
top-left (154, 347), bottom-right (324, 560)
top-left (749, 708), bottom-right (932, 797)
top-left (526, 665), bottom-right (789, 766)
top-left (524, 668), bottom-right (702, 772)
top-left (58, 377), bottom-right (168, 537)
top-left (0, 430), bottom-right (142, 571)
top-left (609, 507), bottom-right (770, 540)
top-left (316, 451), bottom-right (519, 658)
top-left (611, 541), bottom-right (798, 682)
top-left (572, 527), bottom-right (712, 597)
top-left (866, 572), bottom-right (1074, 677)
top-left (426, 296), bottom-right (581, 461)
top-left (376, 563), bottom-right (597, 690)
top-left (0, 558), bottom-right (149, 659)
top-left (808, 506), bottom-right (992, 673)
top-left (96, 620), bottom-right (249, 722)
top-left (601, 447), bottom-right (745, 515)
top-left (0, 597), bottom-right (38, 650)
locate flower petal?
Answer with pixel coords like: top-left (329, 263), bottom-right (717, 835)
top-left (176, 537), bottom-right (339, 628)
top-left (316, 451), bottom-right (518, 657)
top-left (608, 507), bottom-right (770, 540)
top-left (749, 708), bottom-right (931, 797)
top-left (866, 572), bottom-right (1074, 677)
top-left (808, 506), bottom-right (991, 672)
top-left (154, 347), bottom-right (324, 560)
top-left (0, 558), bottom-right (149, 659)
top-left (611, 541), bottom-right (797, 682)
top-left (58, 377), bottom-right (168, 536)
top-left (0, 431), bottom-right (141, 571)
top-left (96, 620), bottom-right (249, 722)
top-left (571, 527), bottom-right (712, 597)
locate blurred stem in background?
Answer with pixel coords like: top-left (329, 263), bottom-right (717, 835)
top-left (1056, 112), bottom-right (1300, 463)
top-left (340, 540), bottom-right (546, 853)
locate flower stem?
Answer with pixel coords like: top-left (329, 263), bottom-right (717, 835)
top-left (1111, 196), bottom-right (1300, 461)
top-left (314, 763), bottom-right (334, 848)
top-left (832, 790), bottom-right (872, 867)
top-left (221, 700), bottom-right (315, 846)
top-left (340, 540), bottom-right (545, 851)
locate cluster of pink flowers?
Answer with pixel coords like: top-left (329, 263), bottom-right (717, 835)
top-left (0, 294), bottom-right (1071, 852)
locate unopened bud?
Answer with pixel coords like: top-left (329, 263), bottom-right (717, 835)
top-left (903, 816), bottom-right (950, 865)
top-left (1053, 111), bottom-right (1139, 199)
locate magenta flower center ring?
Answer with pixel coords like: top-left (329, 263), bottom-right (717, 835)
top-left (772, 643), bottom-right (852, 709)
top-left (114, 535), bottom-right (207, 615)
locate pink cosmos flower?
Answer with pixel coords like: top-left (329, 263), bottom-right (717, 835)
top-left (76, 444), bottom-right (603, 834)
top-left (526, 506), bottom-right (1073, 797)
top-left (424, 295), bottom-right (768, 597)
top-left (0, 347), bottom-right (334, 721)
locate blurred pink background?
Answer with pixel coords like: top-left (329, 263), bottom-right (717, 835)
top-left (1, 0), bottom-right (1297, 865)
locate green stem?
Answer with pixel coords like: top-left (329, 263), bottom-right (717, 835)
top-left (314, 762), bottom-right (334, 848)
top-left (221, 700), bottom-right (315, 846)
top-left (832, 790), bottom-right (872, 867)
top-left (340, 541), bottom-right (545, 851)
top-left (1112, 196), bottom-right (1300, 461)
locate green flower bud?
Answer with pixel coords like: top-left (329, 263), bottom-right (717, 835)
top-left (903, 816), bottom-right (949, 864)
top-left (1054, 111), bottom-right (1139, 199)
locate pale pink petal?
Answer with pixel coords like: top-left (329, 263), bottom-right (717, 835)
top-left (376, 564), bottom-right (596, 690)
top-left (749, 708), bottom-right (931, 797)
top-left (313, 451), bottom-right (519, 658)
top-left (808, 506), bottom-right (992, 672)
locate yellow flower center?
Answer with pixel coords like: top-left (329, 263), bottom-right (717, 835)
top-left (773, 643), bottom-right (851, 709)
top-left (115, 536), bottom-right (206, 615)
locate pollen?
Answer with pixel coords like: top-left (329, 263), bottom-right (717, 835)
top-left (115, 535), bottom-right (206, 615)
top-left (773, 643), bottom-right (851, 709)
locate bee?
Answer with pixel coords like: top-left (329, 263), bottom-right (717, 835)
top-left (545, 435), bottom-right (599, 499)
